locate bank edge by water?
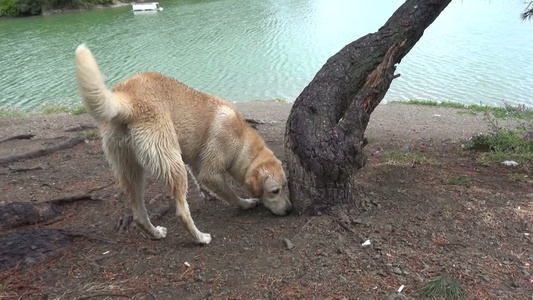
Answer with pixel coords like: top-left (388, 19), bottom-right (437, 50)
top-left (1, 100), bottom-right (532, 121)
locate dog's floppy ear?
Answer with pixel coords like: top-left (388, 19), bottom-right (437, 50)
top-left (246, 168), bottom-right (263, 197)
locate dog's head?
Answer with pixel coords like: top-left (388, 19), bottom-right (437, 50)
top-left (246, 157), bottom-right (292, 216)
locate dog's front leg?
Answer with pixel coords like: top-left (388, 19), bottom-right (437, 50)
top-left (198, 173), bottom-right (258, 210)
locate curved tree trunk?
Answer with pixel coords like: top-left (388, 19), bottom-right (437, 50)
top-left (284, 0), bottom-right (452, 214)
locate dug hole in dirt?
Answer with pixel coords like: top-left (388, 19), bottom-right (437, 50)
top-left (0, 101), bottom-right (532, 299)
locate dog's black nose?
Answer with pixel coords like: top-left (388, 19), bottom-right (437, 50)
top-left (285, 205), bottom-right (293, 215)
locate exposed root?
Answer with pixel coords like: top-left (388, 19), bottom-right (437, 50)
top-left (0, 134), bottom-right (35, 143)
top-left (0, 137), bottom-right (85, 166)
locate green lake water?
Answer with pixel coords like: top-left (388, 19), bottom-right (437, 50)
top-left (1, 0), bottom-right (532, 110)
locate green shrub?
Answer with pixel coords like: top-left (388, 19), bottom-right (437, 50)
top-left (465, 113), bottom-right (532, 165)
top-left (417, 274), bottom-right (467, 300)
top-left (16, 0), bottom-right (42, 15)
top-left (0, 0), bottom-right (18, 16)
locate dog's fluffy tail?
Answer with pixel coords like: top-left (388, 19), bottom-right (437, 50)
top-left (75, 44), bottom-right (130, 123)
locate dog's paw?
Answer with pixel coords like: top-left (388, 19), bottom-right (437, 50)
top-left (153, 226), bottom-right (168, 239)
top-left (240, 198), bottom-right (259, 210)
top-left (197, 232), bottom-right (212, 245)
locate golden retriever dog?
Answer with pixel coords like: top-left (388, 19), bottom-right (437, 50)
top-left (74, 45), bottom-right (292, 245)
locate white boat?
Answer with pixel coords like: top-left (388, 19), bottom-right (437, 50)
top-left (131, 2), bottom-right (163, 11)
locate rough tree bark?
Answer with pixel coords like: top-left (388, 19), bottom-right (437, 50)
top-left (285, 0), bottom-right (452, 214)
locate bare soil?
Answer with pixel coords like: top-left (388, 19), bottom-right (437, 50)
top-left (0, 102), bottom-right (532, 300)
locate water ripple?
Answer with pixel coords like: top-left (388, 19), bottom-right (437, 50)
top-left (0, 0), bottom-right (532, 110)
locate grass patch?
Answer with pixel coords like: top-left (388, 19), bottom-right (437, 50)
top-left (40, 104), bottom-right (86, 115)
top-left (466, 128), bottom-right (532, 166)
top-left (0, 106), bottom-right (27, 118)
top-left (383, 150), bottom-right (437, 166)
top-left (509, 173), bottom-right (530, 182)
top-left (392, 99), bottom-right (467, 109)
top-left (0, 104), bottom-right (86, 118)
top-left (273, 97), bottom-right (289, 103)
top-left (76, 129), bottom-right (100, 140)
top-left (417, 274), bottom-right (467, 300)
top-left (391, 99), bottom-right (533, 120)
top-left (443, 175), bottom-right (471, 187)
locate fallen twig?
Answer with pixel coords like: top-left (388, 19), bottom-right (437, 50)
top-left (65, 230), bottom-right (117, 244)
top-left (40, 216), bottom-right (64, 226)
top-left (85, 182), bottom-right (115, 194)
top-left (0, 137), bottom-right (85, 166)
top-left (0, 134), bottom-right (35, 143)
top-left (77, 293), bottom-right (131, 300)
top-left (337, 220), bottom-right (357, 234)
top-left (245, 118), bottom-right (265, 129)
top-left (64, 124), bottom-right (98, 132)
top-left (245, 118), bottom-right (265, 125)
top-left (296, 217), bottom-right (314, 234)
top-left (150, 204), bottom-right (172, 220)
top-left (8, 166), bottom-right (43, 173)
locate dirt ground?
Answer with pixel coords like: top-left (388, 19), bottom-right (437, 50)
top-left (0, 101), bottom-right (532, 300)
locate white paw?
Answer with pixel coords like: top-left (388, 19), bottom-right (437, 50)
top-left (153, 226), bottom-right (167, 239)
top-left (240, 198), bottom-right (259, 210)
top-left (197, 232), bottom-right (212, 245)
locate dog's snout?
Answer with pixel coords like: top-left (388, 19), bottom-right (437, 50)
top-left (285, 204), bottom-right (293, 215)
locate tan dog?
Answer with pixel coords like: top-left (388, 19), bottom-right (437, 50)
top-left (75, 45), bottom-right (292, 245)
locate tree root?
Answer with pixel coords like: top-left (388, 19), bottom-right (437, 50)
top-left (0, 137), bottom-right (85, 166)
top-left (64, 124), bottom-right (98, 132)
top-left (45, 194), bottom-right (102, 206)
top-left (0, 228), bottom-right (115, 272)
top-left (0, 134), bottom-right (35, 143)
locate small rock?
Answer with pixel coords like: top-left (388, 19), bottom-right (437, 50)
top-left (351, 218), bottom-right (363, 225)
top-left (283, 238), bottom-right (294, 250)
top-left (384, 292), bottom-right (408, 300)
top-left (510, 280), bottom-right (520, 288)
top-left (392, 267), bottom-right (403, 275)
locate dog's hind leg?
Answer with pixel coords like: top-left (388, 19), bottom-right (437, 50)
top-left (120, 161), bottom-right (168, 239)
top-left (132, 127), bottom-right (211, 245)
top-left (103, 136), bottom-right (167, 239)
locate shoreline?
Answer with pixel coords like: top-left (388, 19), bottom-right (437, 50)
top-left (42, 2), bottom-right (130, 16)
top-left (0, 101), bottom-right (529, 144)
top-left (0, 1), bottom-right (129, 18)
top-left (1, 99), bottom-right (532, 121)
